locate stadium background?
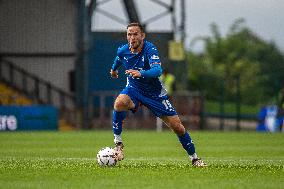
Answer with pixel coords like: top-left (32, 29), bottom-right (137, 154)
top-left (0, 1), bottom-right (283, 188)
top-left (0, 0), bottom-right (273, 131)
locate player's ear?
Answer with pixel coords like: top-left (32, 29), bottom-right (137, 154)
top-left (142, 32), bottom-right (145, 40)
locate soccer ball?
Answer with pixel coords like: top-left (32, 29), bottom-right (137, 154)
top-left (97, 147), bottom-right (117, 166)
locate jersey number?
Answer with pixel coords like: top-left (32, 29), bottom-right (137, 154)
top-left (162, 100), bottom-right (173, 110)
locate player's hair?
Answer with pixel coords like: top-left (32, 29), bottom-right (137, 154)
top-left (127, 22), bottom-right (144, 33)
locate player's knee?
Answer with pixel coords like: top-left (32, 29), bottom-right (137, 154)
top-left (114, 95), bottom-right (135, 111)
top-left (114, 99), bottom-right (129, 111)
top-left (163, 116), bottom-right (185, 135)
top-left (172, 123), bottom-right (185, 135)
top-left (113, 98), bottom-right (133, 111)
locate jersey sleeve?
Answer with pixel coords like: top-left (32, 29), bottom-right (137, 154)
top-left (140, 44), bottom-right (162, 78)
top-left (140, 64), bottom-right (162, 78)
top-left (147, 45), bottom-right (161, 66)
top-left (111, 48), bottom-right (123, 71)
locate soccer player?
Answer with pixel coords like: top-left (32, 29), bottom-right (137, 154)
top-left (110, 22), bottom-right (206, 167)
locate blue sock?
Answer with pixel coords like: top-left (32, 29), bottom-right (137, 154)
top-left (112, 110), bottom-right (126, 135)
top-left (178, 131), bottom-right (196, 156)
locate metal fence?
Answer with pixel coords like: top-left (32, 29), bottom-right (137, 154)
top-left (87, 90), bottom-right (258, 131)
top-left (0, 58), bottom-right (76, 127)
top-left (88, 90), bottom-right (204, 130)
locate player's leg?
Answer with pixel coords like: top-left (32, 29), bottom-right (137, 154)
top-left (113, 94), bottom-right (135, 141)
top-left (112, 92), bottom-right (137, 161)
top-left (137, 94), bottom-right (194, 156)
top-left (160, 115), bottom-right (196, 158)
top-left (161, 115), bottom-right (206, 167)
top-left (139, 94), bottom-right (206, 166)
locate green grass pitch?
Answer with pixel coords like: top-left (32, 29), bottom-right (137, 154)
top-left (0, 130), bottom-right (283, 189)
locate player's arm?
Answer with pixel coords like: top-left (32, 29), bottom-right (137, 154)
top-left (139, 45), bottom-right (162, 78)
top-left (125, 45), bottom-right (162, 78)
top-left (140, 63), bottom-right (162, 78)
top-left (125, 63), bottom-right (162, 78)
top-left (110, 56), bottom-right (122, 78)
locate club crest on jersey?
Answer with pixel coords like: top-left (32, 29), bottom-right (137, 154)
top-left (142, 56), bottom-right (144, 62)
top-left (151, 55), bottom-right (160, 60)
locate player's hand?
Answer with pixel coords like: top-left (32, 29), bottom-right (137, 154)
top-left (125, 69), bottom-right (141, 78)
top-left (110, 69), bottom-right (119, 78)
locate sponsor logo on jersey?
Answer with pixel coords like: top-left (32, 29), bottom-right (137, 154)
top-left (152, 62), bottom-right (161, 65)
top-left (151, 55), bottom-right (160, 60)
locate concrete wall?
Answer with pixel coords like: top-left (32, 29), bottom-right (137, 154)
top-left (0, 0), bottom-right (76, 93)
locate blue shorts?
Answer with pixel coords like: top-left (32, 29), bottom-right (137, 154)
top-left (120, 87), bottom-right (177, 117)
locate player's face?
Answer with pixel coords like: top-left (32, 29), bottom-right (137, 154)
top-left (127, 26), bottom-right (145, 52)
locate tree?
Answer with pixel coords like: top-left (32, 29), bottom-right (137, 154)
top-left (188, 18), bottom-right (284, 105)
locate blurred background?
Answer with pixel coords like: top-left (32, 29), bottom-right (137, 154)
top-left (0, 0), bottom-right (283, 132)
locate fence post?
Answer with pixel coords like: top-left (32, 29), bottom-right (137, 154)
top-left (47, 82), bottom-right (52, 104)
top-left (22, 70), bottom-right (28, 95)
top-left (236, 75), bottom-right (241, 131)
top-left (0, 59), bottom-right (2, 80)
top-left (59, 90), bottom-right (66, 111)
top-left (200, 93), bottom-right (205, 130)
top-left (34, 77), bottom-right (40, 102)
top-left (219, 79), bottom-right (225, 130)
top-left (9, 63), bottom-right (14, 87)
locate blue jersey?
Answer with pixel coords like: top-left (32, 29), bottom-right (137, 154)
top-left (114, 40), bottom-right (167, 97)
